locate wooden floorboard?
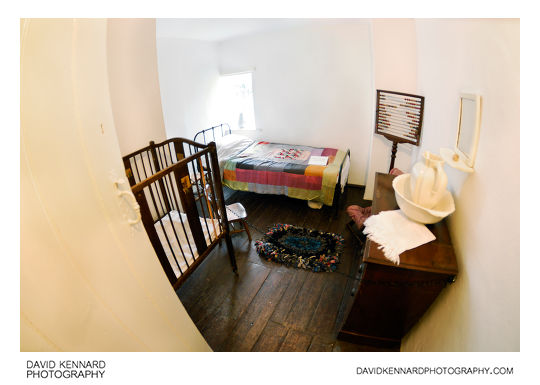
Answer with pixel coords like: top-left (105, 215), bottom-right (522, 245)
top-left (283, 272), bottom-right (327, 331)
top-left (306, 273), bottom-right (349, 336)
top-left (308, 335), bottom-right (335, 352)
top-left (181, 254), bottom-right (250, 325)
top-left (177, 243), bottom-right (232, 310)
top-left (176, 185), bottom-right (392, 352)
top-left (251, 320), bottom-right (289, 352)
top-left (279, 329), bottom-right (313, 352)
top-left (220, 268), bottom-right (292, 352)
top-left (270, 268), bottom-right (309, 325)
top-left (197, 262), bottom-right (270, 350)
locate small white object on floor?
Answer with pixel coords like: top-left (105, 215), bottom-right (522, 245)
top-left (307, 200), bottom-right (323, 209)
top-left (362, 209), bottom-right (435, 264)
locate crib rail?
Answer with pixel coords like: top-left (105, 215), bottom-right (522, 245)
top-left (123, 138), bottom-right (207, 185)
top-left (124, 139), bottom-right (237, 289)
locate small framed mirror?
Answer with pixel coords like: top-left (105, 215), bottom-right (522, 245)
top-left (456, 93), bottom-right (482, 168)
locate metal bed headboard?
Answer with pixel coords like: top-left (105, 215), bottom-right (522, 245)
top-left (193, 123), bottom-right (231, 145)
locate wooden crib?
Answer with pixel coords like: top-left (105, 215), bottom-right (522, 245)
top-left (122, 138), bottom-right (237, 289)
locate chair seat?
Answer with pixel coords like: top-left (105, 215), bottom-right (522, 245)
top-left (226, 202), bottom-right (247, 221)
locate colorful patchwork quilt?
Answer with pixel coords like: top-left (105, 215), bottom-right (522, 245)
top-left (222, 141), bottom-right (347, 206)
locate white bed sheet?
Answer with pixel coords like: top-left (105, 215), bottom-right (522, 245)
top-left (215, 134), bottom-right (254, 175)
top-left (155, 210), bottom-right (221, 278)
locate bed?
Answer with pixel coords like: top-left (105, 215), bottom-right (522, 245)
top-left (194, 124), bottom-right (351, 209)
top-left (122, 137), bottom-right (237, 289)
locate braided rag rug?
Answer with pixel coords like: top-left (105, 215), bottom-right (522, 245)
top-left (255, 224), bottom-right (344, 272)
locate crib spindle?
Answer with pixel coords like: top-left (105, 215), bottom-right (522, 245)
top-left (135, 190), bottom-right (177, 285)
top-left (172, 162), bottom-right (208, 255)
top-left (150, 141), bottom-right (172, 213)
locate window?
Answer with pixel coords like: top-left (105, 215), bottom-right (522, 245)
top-left (215, 72), bottom-right (256, 131)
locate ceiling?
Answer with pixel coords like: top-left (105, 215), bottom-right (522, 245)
top-left (156, 18), bottom-right (362, 42)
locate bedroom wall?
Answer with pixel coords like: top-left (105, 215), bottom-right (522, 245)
top-left (107, 19), bottom-right (167, 156)
top-left (21, 18), bottom-right (211, 352)
top-left (363, 19), bottom-right (418, 199)
top-left (216, 21), bottom-right (374, 185)
top-left (156, 34), bottom-right (220, 141)
top-left (401, 19), bottom-right (519, 351)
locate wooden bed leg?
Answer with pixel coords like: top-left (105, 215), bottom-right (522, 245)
top-left (333, 186), bottom-right (342, 219)
top-left (225, 233), bottom-right (238, 274)
top-left (333, 150), bottom-right (349, 219)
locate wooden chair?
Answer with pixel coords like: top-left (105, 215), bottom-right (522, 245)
top-left (205, 184), bottom-right (251, 242)
top-left (225, 202), bottom-right (252, 242)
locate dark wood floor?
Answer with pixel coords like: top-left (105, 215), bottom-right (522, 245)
top-left (176, 186), bottom-right (396, 352)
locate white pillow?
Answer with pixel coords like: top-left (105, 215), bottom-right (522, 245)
top-left (215, 134), bottom-right (254, 161)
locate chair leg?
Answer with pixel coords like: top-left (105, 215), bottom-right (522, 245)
top-left (242, 219), bottom-right (252, 242)
top-left (224, 232), bottom-right (238, 274)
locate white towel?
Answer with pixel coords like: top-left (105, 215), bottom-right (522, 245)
top-left (362, 209), bottom-right (435, 264)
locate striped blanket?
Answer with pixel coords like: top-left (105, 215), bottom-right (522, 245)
top-left (222, 141), bottom-right (347, 206)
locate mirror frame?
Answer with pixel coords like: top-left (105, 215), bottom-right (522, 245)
top-left (456, 93), bottom-right (482, 168)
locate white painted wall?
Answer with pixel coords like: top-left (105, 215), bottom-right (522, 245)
top-left (364, 19), bottom-right (418, 199)
top-left (107, 19), bottom-right (167, 156)
top-left (401, 19), bottom-right (519, 351)
top-left (21, 18), bottom-right (211, 352)
top-left (216, 21), bottom-right (373, 185)
top-left (156, 35), bottom-right (220, 141)
top-left (156, 21), bottom-right (373, 184)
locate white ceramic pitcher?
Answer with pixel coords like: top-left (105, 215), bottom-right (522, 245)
top-left (409, 151), bottom-right (448, 209)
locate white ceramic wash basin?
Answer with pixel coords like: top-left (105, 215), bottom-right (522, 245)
top-left (392, 173), bottom-right (455, 224)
